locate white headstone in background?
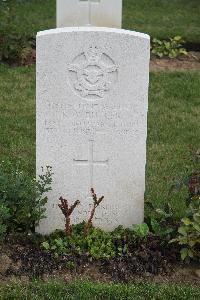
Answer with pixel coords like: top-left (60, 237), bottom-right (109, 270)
top-left (57, 0), bottom-right (122, 28)
top-left (36, 27), bottom-right (150, 234)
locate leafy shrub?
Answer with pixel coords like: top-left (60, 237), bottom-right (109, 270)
top-left (151, 36), bottom-right (188, 58)
top-left (42, 224), bottom-right (116, 260)
top-left (171, 201), bottom-right (200, 262)
top-left (0, 1), bottom-right (35, 64)
top-left (41, 222), bottom-right (155, 260)
top-left (145, 201), bottom-right (176, 243)
top-left (170, 150), bottom-right (200, 262)
top-left (0, 161), bottom-right (53, 233)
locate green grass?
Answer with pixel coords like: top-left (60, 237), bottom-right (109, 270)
top-left (0, 0), bottom-right (200, 43)
top-left (123, 0), bottom-right (200, 43)
top-left (0, 65), bottom-right (199, 216)
top-left (146, 71), bottom-right (200, 215)
top-left (0, 0), bottom-right (56, 38)
top-left (0, 65), bottom-right (35, 174)
top-left (0, 280), bottom-right (200, 300)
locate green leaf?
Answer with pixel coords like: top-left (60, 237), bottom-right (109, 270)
top-left (41, 241), bottom-right (50, 250)
top-left (158, 52), bottom-right (163, 58)
top-left (193, 213), bottom-right (200, 223)
top-left (182, 218), bottom-right (191, 225)
top-left (180, 248), bottom-right (188, 260)
top-left (164, 42), bottom-right (170, 49)
top-left (193, 223), bottom-right (200, 232)
top-left (151, 218), bottom-right (160, 234)
top-left (178, 236), bottom-right (188, 245)
top-left (179, 49), bottom-right (188, 55)
top-left (178, 226), bottom-right (188, 236)
top-left (174, 36), bottom-right (182, 41)
top-left (188, 240), bottom-right (197, 247)
top-left (132, 223), bottom-right (149, 238)
top-left (169, 238), bottom-right (178, 244)
top-left (188, 249), bottom-right (194, 258)
top-left (51, 245), bottom-right (57, 250)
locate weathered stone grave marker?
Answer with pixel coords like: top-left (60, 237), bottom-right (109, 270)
top-left (36, 27), bottom-right (150, 234)
top-left (57, 0), bottom-right (122, 28)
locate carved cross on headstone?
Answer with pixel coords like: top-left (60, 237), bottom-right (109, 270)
top-left (73, 139), bottom-right (108, 190)
top-left (79, 0), bottom-right (101, 26)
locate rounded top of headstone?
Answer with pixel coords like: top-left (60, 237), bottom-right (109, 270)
top-left (37, 27), bottom-right (150, 40)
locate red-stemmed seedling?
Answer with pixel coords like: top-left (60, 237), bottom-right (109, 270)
top-left (84, 188), bottom-right (104, 236)
top-left (58, 196), bottom-right (80, 236)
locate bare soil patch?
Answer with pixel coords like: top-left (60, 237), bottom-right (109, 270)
top-left (150, 52), bottom-right (200, 71)
top-left (0, 235), bottom-right (199, 286)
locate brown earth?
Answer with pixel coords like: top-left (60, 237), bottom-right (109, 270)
top-left (150, 52), bottom-right (200, 71)
top-left (0, 251), bottom-right (200, 286)
top-left (0, 236), bottom-right (199, 286)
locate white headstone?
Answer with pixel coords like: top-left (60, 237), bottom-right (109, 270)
top-left (57, 0), bottom-right (122, 28)
top-left (36, 27), bottom-right (150, 234)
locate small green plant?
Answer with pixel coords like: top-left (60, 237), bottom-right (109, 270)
top-left (65, 261), bottom-right (75, 270)
top-left (145, 201), bottom-right (176, 242)
top-left (0, 161), bottom-right (53, 233)
top-left (86, 227), bottom-right (115, 259)
top-left (130, 223), bottom-right (149, 240)
top-left (112, 225), bottom-right (128, 256)
top-left (170, 150), bottom-right (200, 262)
top-left (42, 237), bottom-right (69, 258)
top-left (151, 36), bottom-right (188, 58)
top-left (41, 225), bottom-right (115, 260)
top-left (41, 223), bottom-right (155, 261)
top-left (170, 201), bottom-right (200, 262)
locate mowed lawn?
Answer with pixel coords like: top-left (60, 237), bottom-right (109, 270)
top-left (0, 64), bottom-right (199, 217)
top-left (0, 280), bottom-right (200, 300)
top-left (0, 0), bottom-right (199, 42)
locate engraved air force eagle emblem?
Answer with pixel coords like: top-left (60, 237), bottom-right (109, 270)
top-left (68, 46), bottom-right (118, 100)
